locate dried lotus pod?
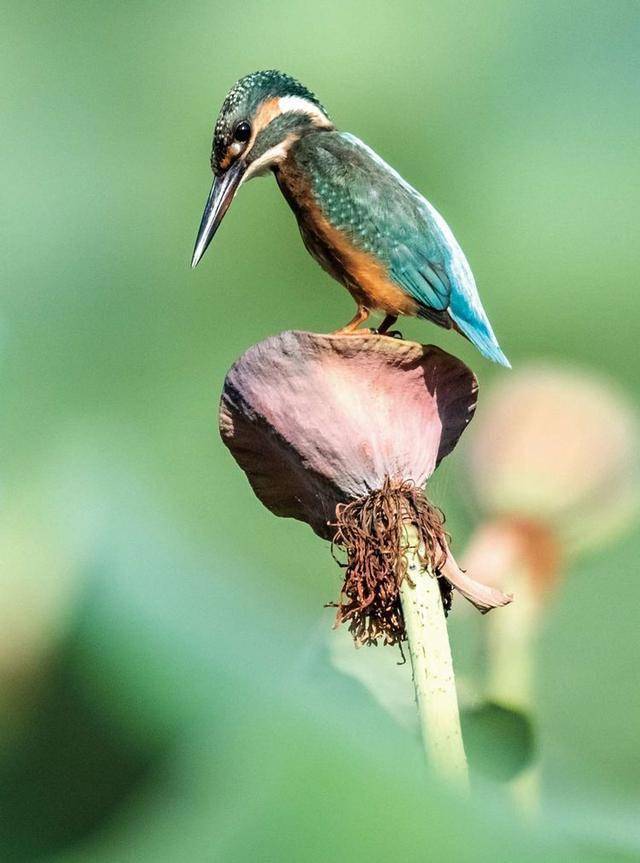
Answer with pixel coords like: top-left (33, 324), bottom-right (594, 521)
top-left (220, 331), bottom-right (511, 645)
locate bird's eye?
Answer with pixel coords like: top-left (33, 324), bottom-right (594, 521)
top-left (234, 121), bottom-right (251, 143)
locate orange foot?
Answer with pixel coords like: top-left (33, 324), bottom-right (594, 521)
top-left (332, 305), bottom-right (371, 335)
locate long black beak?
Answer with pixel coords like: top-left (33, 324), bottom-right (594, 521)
top-left (191, 160), bottom-right (246, 268)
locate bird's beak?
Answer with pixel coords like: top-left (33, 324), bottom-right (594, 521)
top-left (191, 160), bottom-right (246, 268)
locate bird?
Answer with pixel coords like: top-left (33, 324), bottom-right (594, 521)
top-left (191, 70), bottom-right (510, 367)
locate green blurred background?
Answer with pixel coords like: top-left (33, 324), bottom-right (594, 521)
top-left (2, 1), bottom-right (639, 860)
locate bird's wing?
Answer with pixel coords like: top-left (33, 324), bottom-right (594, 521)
top-left (334, 133), bottom-right (468, 311)
top-left (302, 133), bottom-right (450, 311)
top-left (304, 133), bottom-right (509, 365)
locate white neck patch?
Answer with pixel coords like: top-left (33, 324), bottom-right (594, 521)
top-left (241, 97), bottom-right (332, 182)
top-left (242, 135), bottom-right (297, 183)
top-left (277, 95), bottom-right (333, 128)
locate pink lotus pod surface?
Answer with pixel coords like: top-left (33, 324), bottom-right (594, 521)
top-left (219, 331), bottom-right (477, 539)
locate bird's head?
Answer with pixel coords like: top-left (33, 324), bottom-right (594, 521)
top-left (191, 70), bottom-right (333, 268)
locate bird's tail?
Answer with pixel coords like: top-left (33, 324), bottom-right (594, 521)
top-left (449, 305), bottom-right (511, 368)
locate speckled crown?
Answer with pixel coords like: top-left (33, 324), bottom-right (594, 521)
top-left (212, 70), bottom-right (328, 170)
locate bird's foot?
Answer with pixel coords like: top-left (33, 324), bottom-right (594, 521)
top-left (332, 306), bottom-right (371, 335)
top-left (371, 328), bottom-right (404, 339)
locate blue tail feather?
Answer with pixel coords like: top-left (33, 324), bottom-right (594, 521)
top-left (449, 306), bottom-right (511, 368)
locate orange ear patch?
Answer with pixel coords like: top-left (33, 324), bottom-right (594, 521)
top-left (253, 98), bottom-right (282, 134)
top-left (218, 98), bottom-right (283, 171)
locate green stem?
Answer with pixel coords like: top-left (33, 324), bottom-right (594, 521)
top-left (485, 568), bottom-right (540, 813)
top-left (399, 526), bottom-right (469, 791)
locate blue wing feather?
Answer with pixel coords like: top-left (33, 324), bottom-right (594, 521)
top-left (299, 132), bottom-right (510, 366)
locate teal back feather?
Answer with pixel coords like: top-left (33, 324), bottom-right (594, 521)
top-left (291, 131), bottom-right (510, 367)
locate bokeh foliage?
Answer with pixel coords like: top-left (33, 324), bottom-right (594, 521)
top-left (1, 1), bottom-right (639, 860)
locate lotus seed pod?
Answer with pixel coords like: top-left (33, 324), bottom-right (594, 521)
top-left (467, 364), bottom-right (640, 558)
top-left (220, 331), bottom-right (511, 644)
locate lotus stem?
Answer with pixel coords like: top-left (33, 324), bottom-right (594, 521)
top-left (485, 567), bottom-right (540, 812)
top-left (399, 525), bottom-right (469, 791)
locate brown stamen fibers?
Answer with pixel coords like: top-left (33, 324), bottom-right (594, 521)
top-left (329, 478), bottom-right (451, 646)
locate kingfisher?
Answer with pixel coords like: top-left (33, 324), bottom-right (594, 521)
top-left (191, 70), bottom-right (510, 367)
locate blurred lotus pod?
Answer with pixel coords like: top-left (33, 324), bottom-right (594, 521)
top-left (461, 517), bottom-right (561, 597)
top-left (467, 364), bottom-right (640, 560)
top-left (460, 364), bottom-right (640, 796)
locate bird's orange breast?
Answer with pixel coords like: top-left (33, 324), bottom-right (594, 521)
top-left (276, 163), bottom-right (419, 316)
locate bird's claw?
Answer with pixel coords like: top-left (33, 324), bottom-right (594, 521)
top-left (372, 328), bottom-right (404, 340)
